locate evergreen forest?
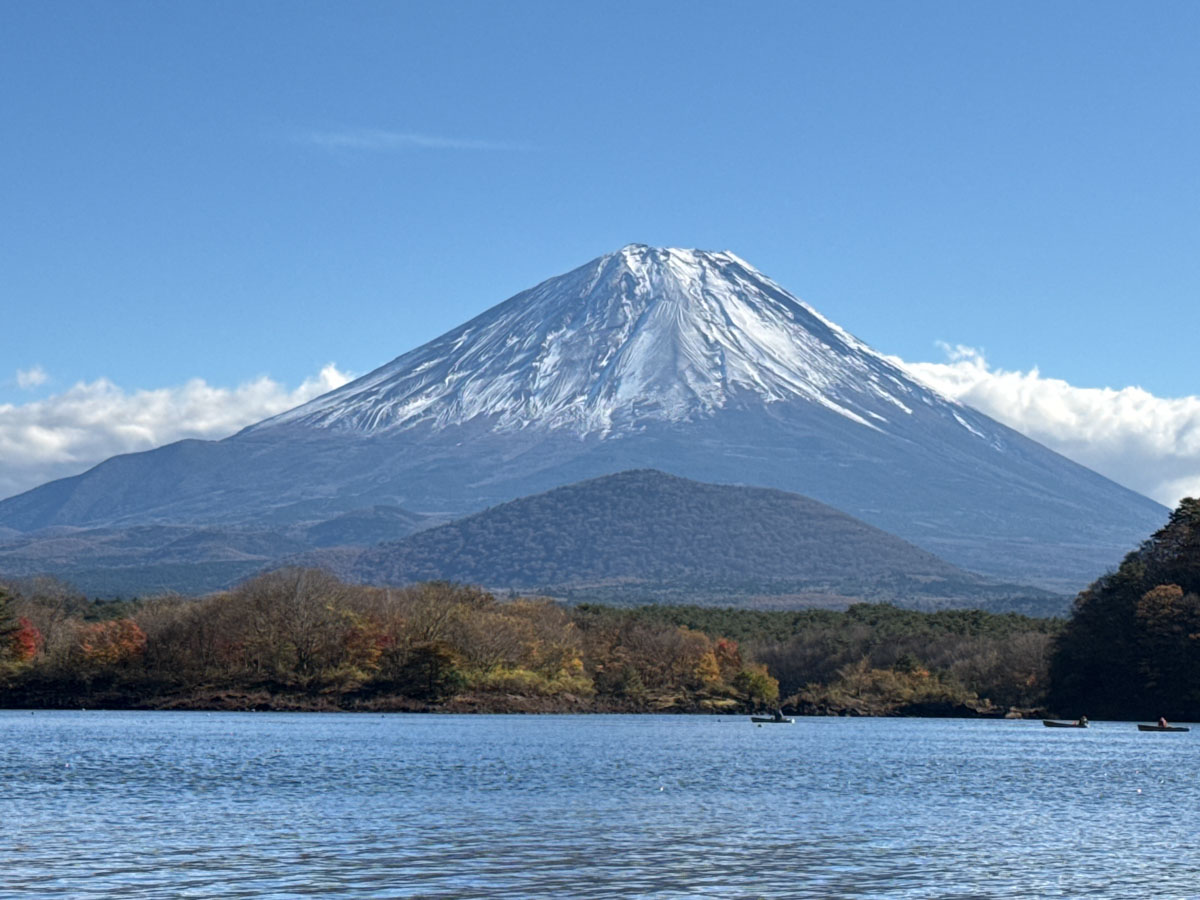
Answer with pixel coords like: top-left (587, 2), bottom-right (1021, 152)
top-left (1049, 498), bottom-right (1200, 720)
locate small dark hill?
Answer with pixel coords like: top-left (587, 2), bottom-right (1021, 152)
top-left (1050, 498), bottom-right (1200, 719)
top-left (327, 470), bottom-right (1061, 611)
top-left (304, 505), bottom-right (432, 548)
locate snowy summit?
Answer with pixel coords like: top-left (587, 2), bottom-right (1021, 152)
top-left (254, 245), bottom-right (940, 437)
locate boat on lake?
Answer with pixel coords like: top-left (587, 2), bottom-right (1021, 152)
top-left (1043, 720), bottom-right (1088, 728)
top-left (1137, 724), bottom-right (1190, 732)
top-left (750, 716), bottom-right (794, 724)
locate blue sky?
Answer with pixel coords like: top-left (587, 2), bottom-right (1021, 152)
top-left (2, 2), bottom-right (1199, 503)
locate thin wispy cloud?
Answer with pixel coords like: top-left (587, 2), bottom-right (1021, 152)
top-left (304, 128), bottom-right (529, 152)
top-left (15, 366), bottom-right (48, 390)
top-left (896, 344), bottom-right (1200, 507)
top-left (0, 365), bottom-right (352, 501)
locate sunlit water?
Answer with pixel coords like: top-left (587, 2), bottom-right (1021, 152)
top-left (3, 712), bottom-right (1199, 898)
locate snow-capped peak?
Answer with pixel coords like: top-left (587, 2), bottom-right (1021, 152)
top-left (250, 245), bottom-right (952, 437)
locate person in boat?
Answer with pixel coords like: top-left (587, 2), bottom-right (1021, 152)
top-left (1159, 715), bottom-right (1169, 728)
top-left (1076, 715), bottom-right (1088, 727)
top-left (773, 709), bottom-right (785, 722)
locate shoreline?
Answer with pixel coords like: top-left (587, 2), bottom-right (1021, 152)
top-left (0, 689), bottom-right (1047, 719)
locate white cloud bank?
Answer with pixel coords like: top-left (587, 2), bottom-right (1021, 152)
top-left (1, 351), bottom-right (1197, 511)
top-left (0, 365), bottom-right (351, 501)
top-left (898, 345), bottom-right (1200, 508)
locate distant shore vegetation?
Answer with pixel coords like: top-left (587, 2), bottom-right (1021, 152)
top-left (6, 497), bottom-right (1199, 718)
top-left (1, 571), bottom-right (1058, 716)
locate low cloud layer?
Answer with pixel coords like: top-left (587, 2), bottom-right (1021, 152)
top-left (898, 345), bottom-right (1200, 507)
top-left (0, 365), bottom-right (351, 501)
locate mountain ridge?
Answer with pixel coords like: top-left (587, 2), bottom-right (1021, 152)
top-left (0, 245), bottom-right (1168, 592)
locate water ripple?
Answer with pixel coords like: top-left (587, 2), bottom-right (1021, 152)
top-left (3, 713), bottom-right (1199, 898)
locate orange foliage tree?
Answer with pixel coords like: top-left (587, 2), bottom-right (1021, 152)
top-left (0, 588), bottom-right (42, 676)
top-left (77, 619), bottom-right (147, 666)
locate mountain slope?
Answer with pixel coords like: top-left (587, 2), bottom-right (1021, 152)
top-left (0, 245), bottom-right (1167, 591)
top-left (310, 470), bottom-right (1061, 611)
top-left (0, 506), bottom-right (433, 596)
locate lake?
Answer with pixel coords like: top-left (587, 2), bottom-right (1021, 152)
top-left (2, 712), bottom-right (1197, 898)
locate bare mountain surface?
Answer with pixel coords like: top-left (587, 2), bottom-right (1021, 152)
top-left (0, 245), bottom-right (1167, 591)
top-left (303, 505), bottom-right (436, 548)
top-left (0, 507), bottom-right (432, 596)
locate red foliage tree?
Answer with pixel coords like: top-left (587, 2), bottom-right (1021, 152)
top-left (12, 618), bottom-right (43, 662)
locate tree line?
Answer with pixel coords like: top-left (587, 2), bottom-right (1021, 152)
top-left (15, 487), bottom-right (1200, 721)
top-left (0, 571), bottom-right (783, 712)
top-left (1, 570), bottom-right (1064, 715)
top-left (1049, 498), bottom-right (1200, 720)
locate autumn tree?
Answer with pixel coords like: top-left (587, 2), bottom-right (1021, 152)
top-left (3, 578), bottom-right (87, 673)
top-left (11, 619), bottom-right (44, 663)
top-left (225, 569), bottom-right (383, 691)
top-left (0, 587), bottom-right (38, 681)
top-left (732, 663), bottom-right (780, 707)
top-left (77, 618), bottom-right (147, 667)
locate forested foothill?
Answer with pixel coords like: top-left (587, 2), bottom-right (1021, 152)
top-left (318, 470), bottom-right (1067, 615)
top-left (5, 500), bottom-right (1198, 718)
top-left (1049, 498), bottom-right (1200, 721)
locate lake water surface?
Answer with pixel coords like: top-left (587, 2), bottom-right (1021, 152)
top-left (2, 711), bottom-right (1198, 898)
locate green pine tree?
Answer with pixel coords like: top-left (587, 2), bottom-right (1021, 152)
top-left (0, 587), bottom-right (19, 651)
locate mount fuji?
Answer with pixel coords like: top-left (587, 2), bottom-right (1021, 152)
top-left (0, 245), bottom-right (1167, 591)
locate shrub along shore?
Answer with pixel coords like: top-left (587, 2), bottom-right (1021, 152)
top-left (0, 571), bottom-right (1061, 716)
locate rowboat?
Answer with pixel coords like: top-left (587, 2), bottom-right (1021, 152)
top-left (1137, 724), bottom-right (1190, 732)
top-left (1043, 720), bottom-right (1087, 728)
top-left (750, 716), bottom-right (794, 724)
